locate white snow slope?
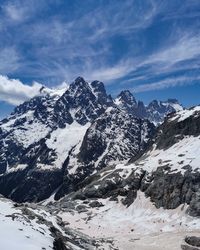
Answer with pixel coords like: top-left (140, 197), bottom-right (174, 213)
top-left (0, 197), bottom-right (53, 250)
top-left (59, 192), bottom-right (200, 250)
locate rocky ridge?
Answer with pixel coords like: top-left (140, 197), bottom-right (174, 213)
top-left (115, 90), bottom-right (183, 125)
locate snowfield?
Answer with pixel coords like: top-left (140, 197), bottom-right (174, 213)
top-left (58, 192), bottom-right (200, 250)
top-left (0, 197), bottom-right (53, 250)
top-left (169, 106), bottom-right (200, 122)
top-left (45, 121), bottom-right (90, 170)
top-left (116, 135), bottom-right (200, 174)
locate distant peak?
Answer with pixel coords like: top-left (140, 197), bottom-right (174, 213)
top-left (150, 99), bottom-right (159, 104)
top-left (148, 100), bottom-right (160, 108)
top-left (69, 76), bottom-right (89, 92)
top-left (91, 80), bottom-right (103, 88)
top-left (74, 76), bottom-right (86, 83)
top-left (117, 90), bottom-right (137, 105)
top-left (90, 80), bottom-right (106, 93)
top-left (118, 90), bottom-right (132, 97)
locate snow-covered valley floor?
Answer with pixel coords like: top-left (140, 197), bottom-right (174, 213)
top-left (1, 192), bottom-right (199, 250)
top-left (58, 192), bottom-right (200, 250)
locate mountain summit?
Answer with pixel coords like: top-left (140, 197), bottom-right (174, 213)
top-left (115, 90), bottom-right (183, 125)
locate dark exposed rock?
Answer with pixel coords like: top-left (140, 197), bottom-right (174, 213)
top-left (50, 227), bottom-right (68, 250)
top-left (156, 109), bottom-right (200, 150)
top-left (185, 236), bottom-right (200, 247)
top-left (140, 166), bottom-right (200, 210)
top-left (187, 192), bottom-right (200, 217)
top-left (89, 200), bottom-right (104, 208)
top-left (181, 236), bottom-right (200, 250)
top-left (181, 245), bottom-right (200, 250)
top-left (55, 108), bottom-right (155, 200)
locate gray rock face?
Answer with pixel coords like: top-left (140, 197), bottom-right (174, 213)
top-left (181, 245), bottom-right (200, 250)
top-left (187, 192), bottom-right (200, 217)
top-left (141, 166), bottom-right (200, 211)
top-left (55, 108), bottom-right (155, 200)
top-left (181, 236), bottom-right (200, 250)
top-left (156, 110), bottom-right (200, 150)
top-left (185, 236), bottom-right (200, 247)
top-left (78, 107), bottom-right (154, 168)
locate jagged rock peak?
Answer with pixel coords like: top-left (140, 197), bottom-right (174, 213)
top-left (68, 76), bottom-right (90, 92)
top-left (90, 80), bottom-right (105, 90)
top-left (148, 99), bottom-right (160, 109)
top-left (74, 76), bottom-right (87, 84)
top-left (116, 90), bottom-right (137, 106)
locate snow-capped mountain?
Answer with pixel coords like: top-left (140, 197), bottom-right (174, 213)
top-left (115, 90), bottom-right (183, 125)
top-left (0, 76), bottom-right (199, 250)
top-left (0, 77), bottom-right (156, 202)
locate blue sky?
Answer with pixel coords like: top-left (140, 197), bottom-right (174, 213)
top-left (0, 0), bottom-right (200, 117)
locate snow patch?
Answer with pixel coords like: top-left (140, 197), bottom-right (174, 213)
top-left (46, 121), bottom-right (90, 169)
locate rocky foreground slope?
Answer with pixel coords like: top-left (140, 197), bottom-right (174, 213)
top-left (0, 195), bottom-right (115, 250)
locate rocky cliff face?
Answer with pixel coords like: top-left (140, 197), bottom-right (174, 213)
top-left (55, 106), bottom-right (155, 199)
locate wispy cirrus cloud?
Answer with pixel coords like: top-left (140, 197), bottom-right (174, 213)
top-left (145, 34), bottom-right (200, 67)
top-left (0, 0), bottom-right (159, 83)
top-left (133, 75), bottom-right (200, 93)
top-left (113, 30), bottom-right (200, 92)
top-left (1, 0), bottom-right (49, 24)
top-left (0, 0), bottom-right (199, 107)
top-left (3, 2), bottom-right (28, 22)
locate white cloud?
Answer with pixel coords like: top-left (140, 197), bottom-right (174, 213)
top-left (85, 60), bottom-right (133, 82)
top-left (4, 3), bottom-right (26, 21)
top-left (53, 81), bottom-right (69, 90)
top-left (0, 75), bottom-right (42, 105)
top-left (2, 0), bottom-right (46, 24)
top-left (133, 75), bottom-right (200, 93)
top-left (145, 34), bottom-right (200, 67)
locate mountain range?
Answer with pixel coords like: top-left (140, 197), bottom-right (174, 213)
top-left (0, 76), bottom-right (182, 202)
